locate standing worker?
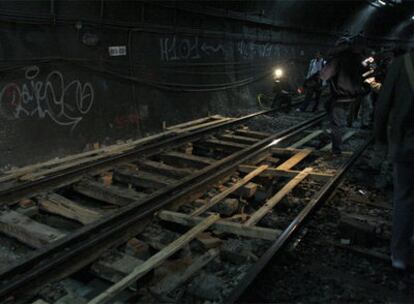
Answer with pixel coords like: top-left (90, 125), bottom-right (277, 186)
top-left (320, 37), bottom-right (365, 155)
top-left (298, 51), bottom-right (325, 112)
top-left (375, 51), bottom-right (413, 272)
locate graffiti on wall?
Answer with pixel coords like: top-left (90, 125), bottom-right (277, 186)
top-left (236, 41), bottom-right (274, 59)
top-left (159, 35), bottom-right (290, 62)
top-left (0, 65), bottom-right (94, 131)
top-left (160, 36), bottom-right (225, 62)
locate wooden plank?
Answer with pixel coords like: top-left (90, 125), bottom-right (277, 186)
top-left (88, 214), bottom-right (220, 304)
top-left (238, 165), bottom-right (333, 182)
top-left (234, 129), bottom-right (270, 139)
top-left (289, 130), bottom-right (323, 149)
top-left (136, 160), bottom-right (193, 179)
top-left (196, 139), bottom-right (249, 153)
top-left (191, 165), bottom-right (269, 217)
top-left (158, 210), bottom-right (281, 241)
top-left (276, 149), bottom-right (312, 170)
top-left (166, 116), bottom-right (213, 130)
top-left (245, 168), bottom-right (312, 226)
top-left (39, 193), bottom-right (103, 225)
top-left (18, 153), bottom-right (115, 182)
top-left (217, 134), bottom-right (259, 145)
top-left (91, 252), bottom-right (143, 284)
top-left (159, 151), bottom-right (214, 169)
top-left (73, 180), bottom-right (145, 206)
top-left (0, 150), bottom-right (101, 183)
top-left (0, 210), bottom-right (66, 248)
top-left (0, 129), bottom-right (180, 184)
top-left (151, 248), bottom-right (219, 296)
top-left (113, 168), bottom-right (176, 189)
top-left (321, 130), bottom-right (356, 151)
top-left (172, 118), bottom-right (232, 134)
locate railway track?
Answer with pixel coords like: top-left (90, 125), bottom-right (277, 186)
top-left (0, 109), bottom-right (371, 304)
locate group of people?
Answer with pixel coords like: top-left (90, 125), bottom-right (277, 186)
top-left (298, 38), bottom-right (414, 275)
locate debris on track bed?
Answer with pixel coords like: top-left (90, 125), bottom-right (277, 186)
top-left (244, 145), bottom-right (414, 303)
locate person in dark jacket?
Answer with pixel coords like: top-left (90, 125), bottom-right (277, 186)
top-left (320, 38), bottom-right (366, 154)
top-left (375, 51), bottom-right (414, 271)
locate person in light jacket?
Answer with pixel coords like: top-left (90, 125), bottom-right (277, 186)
top-left (298, 51), bottom-right (325, 112)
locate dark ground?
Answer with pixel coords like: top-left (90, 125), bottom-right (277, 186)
top-left (243, 145), bottom-right (414, 303)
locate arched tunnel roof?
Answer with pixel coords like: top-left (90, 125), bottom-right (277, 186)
top-left (204, 0), bottom-right (414, 42)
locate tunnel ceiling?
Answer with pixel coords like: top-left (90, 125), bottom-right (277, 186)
top-left (204, 0), bottom-right (414, 42)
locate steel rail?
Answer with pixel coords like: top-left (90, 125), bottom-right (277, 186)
top-left (0, 113), bottom-right (325, 301)
top-left (225, 136), bottom-right (373, 303)
top-left (0, 108), bottom-right (278, 204)
top-left (0, 100), bottom-right (305, 204)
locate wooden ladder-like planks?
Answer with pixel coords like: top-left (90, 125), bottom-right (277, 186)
top-left (159, 210), bottom-right (281, 241)
top-left (88, 214), bottom-right (220, 304)
top-left (275, 149), bottom-right (312, 171)
top-left (245, 168), bottom-right (313, 227)
top-left (190, 165), bottom-right (269, 217)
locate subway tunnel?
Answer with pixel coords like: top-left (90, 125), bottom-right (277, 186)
top-left (0, 1), bottom-right (413, 303)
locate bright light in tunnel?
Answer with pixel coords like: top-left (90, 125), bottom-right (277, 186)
top-left (377, 0), bottom-right (387, 6)
top-left (274, 68), bottom-right (283, 78)
top-left (412, 15), bottom-right (414, 20)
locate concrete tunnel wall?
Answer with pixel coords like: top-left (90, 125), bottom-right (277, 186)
top-left (0, 0), bottom-right (412, 168)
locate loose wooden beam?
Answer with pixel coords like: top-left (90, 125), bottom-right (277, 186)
top-left (73, 179), bottom-right (145, 206)
top-left (321, 130), bottom-right (356, 151)
top-left (245, 168), bottom-right (312, 226)
top-left (88, 214), bottom-right (220, 304)
top-left (18, 153), bottom-right (113, 182)
top-left (289, 130), bottom-right (323, 149)
top-left (39, 193), bottom-right (103, 225)
top-left (191, 165), bottom-right (269, 217)
top-left (159, 151), bottom-right (214, 169)
top-left (151, 248), bottom-right (220, 296)
top-left (165, 116), bottom-right (213, 130)
top-left (275, 149), bottom-right (312, 170)
top-left (238, 165), bottom-right (333, 182)
top-left (0, 210), bottom-right (66, 248)
top-left (158, 210), bottom-right (281, 241)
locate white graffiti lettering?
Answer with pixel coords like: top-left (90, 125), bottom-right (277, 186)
top-left (0, 66), bottom-right (94, 131)
top-left (159, 35), bottom-right (282, 62)
top-left (160, 36), bottom-right (224, 62)
top-left (237, 41), bottom-right (274, 59)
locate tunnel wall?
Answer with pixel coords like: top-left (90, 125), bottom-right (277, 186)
top-left (0, 1), bottom-right (412, 168)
